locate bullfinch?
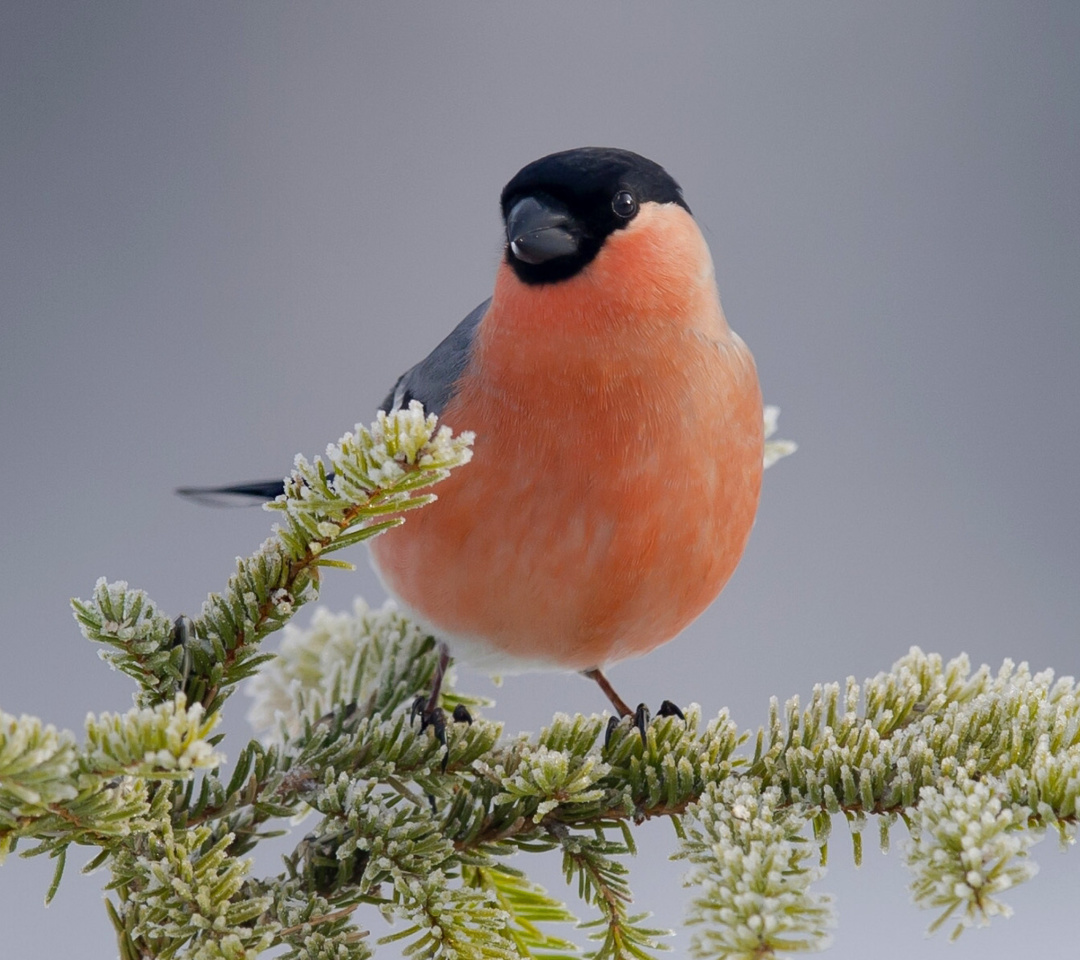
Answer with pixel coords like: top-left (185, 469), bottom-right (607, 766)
top-left (181, 147), bottom-right (764, 738)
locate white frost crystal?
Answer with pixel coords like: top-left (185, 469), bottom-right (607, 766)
top-left (763, 405), bottom-right (797, 469)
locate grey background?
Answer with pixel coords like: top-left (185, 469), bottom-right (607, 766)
top-left (2, 2), bottom-right (1078, 957)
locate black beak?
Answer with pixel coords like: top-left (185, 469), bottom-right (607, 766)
top-left (506, 196), bottom-right (579, 264)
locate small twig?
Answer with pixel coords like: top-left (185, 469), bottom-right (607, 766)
top-left (276, 904), bottom-right (364, 938)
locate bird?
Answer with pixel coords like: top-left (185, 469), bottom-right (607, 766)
top-left (180, 147), bottom-right (764, 742)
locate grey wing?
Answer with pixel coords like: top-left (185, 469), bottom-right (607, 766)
top-left (178, 298), bottom-right (490, 506)
top-left (380, 297), bottom-right (490, 415)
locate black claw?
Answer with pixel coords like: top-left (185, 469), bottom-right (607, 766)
top-left (422, 708), bottom-right (449, 771)
top-left (410, 695), bottom-right (429, 726)
top-left (410, 694), bottom-right (450, 768)
top-left (434, 715), bottom-right (451, 770)
top-left (603, 715), bottom-right (621, 749)
top-left (316, 699), bottom-right (358, 729)
top-left (417, 705), bottom-right (445, 742)
top-left (432, 710), bottom-right (447, 744)
top-left (634, 703), bottom-right (651, 743)
top-left (411, 696), bottom-right (451, 770)
top-left (657, 700), bottom-right (685, 720)
top-left (452, 704), bottom-right (473, 725)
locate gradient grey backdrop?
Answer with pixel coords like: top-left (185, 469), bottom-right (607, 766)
top-left (2, 3), bottom-right (1078, 957)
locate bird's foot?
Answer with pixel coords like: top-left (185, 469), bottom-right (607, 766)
top-left (411, 693), bottom-right (446, 742)
top-left (605, 699), bottom-right (686, 748)
top-left (410, 695), bottom-right (472, 770)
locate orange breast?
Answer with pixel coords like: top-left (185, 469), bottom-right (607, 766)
top-left (369, 205), bottom-right (764, 671)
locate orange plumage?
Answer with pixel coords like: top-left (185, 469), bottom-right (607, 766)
top-left (370, 199), bottom-right (763, 672)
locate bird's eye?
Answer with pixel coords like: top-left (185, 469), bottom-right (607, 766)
top-left (611, 190), bottom-right (637, 219)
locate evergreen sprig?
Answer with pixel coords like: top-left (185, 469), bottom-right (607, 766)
top-left (461, 863), bottom-right (581, 958)
top-left (71, 401), bottom-right (474, 721)
top-left (106, 792), bottom-right (278, 960)
top-left (558, 824), bottom-right (670, 960)
top-left (1, 695), bottom-right (224, 871)
top-left (188, 401), bottom-right (473, 718)
top-left (907, 775), bottom-right (1037, 939)
top-left (71, 580), bottom-right (179, 704)
top-left (676, 780), bottom-right (832, 959)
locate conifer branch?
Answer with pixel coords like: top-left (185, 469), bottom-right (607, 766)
top-left (1, 696), bottom-right (223, 865)
top-left (72, 401), bottom-right (474, 719)
top-left (7, 406), bottom-right (1077, 958)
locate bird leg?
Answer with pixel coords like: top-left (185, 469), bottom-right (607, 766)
top-left (585, 669), bottom-right (687, 747)
top-left (582, 667), bottom-right (634, 718)
top-left (410, 641), bottom-right (471, 770)
top-left (411, 641), bottom-right (451, 734)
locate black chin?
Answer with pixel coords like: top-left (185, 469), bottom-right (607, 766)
top-left (506, 238), bottom-right (602, 285)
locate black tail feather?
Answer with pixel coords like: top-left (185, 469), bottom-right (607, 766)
top-left (175, 480), bottom-right (286, 507)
